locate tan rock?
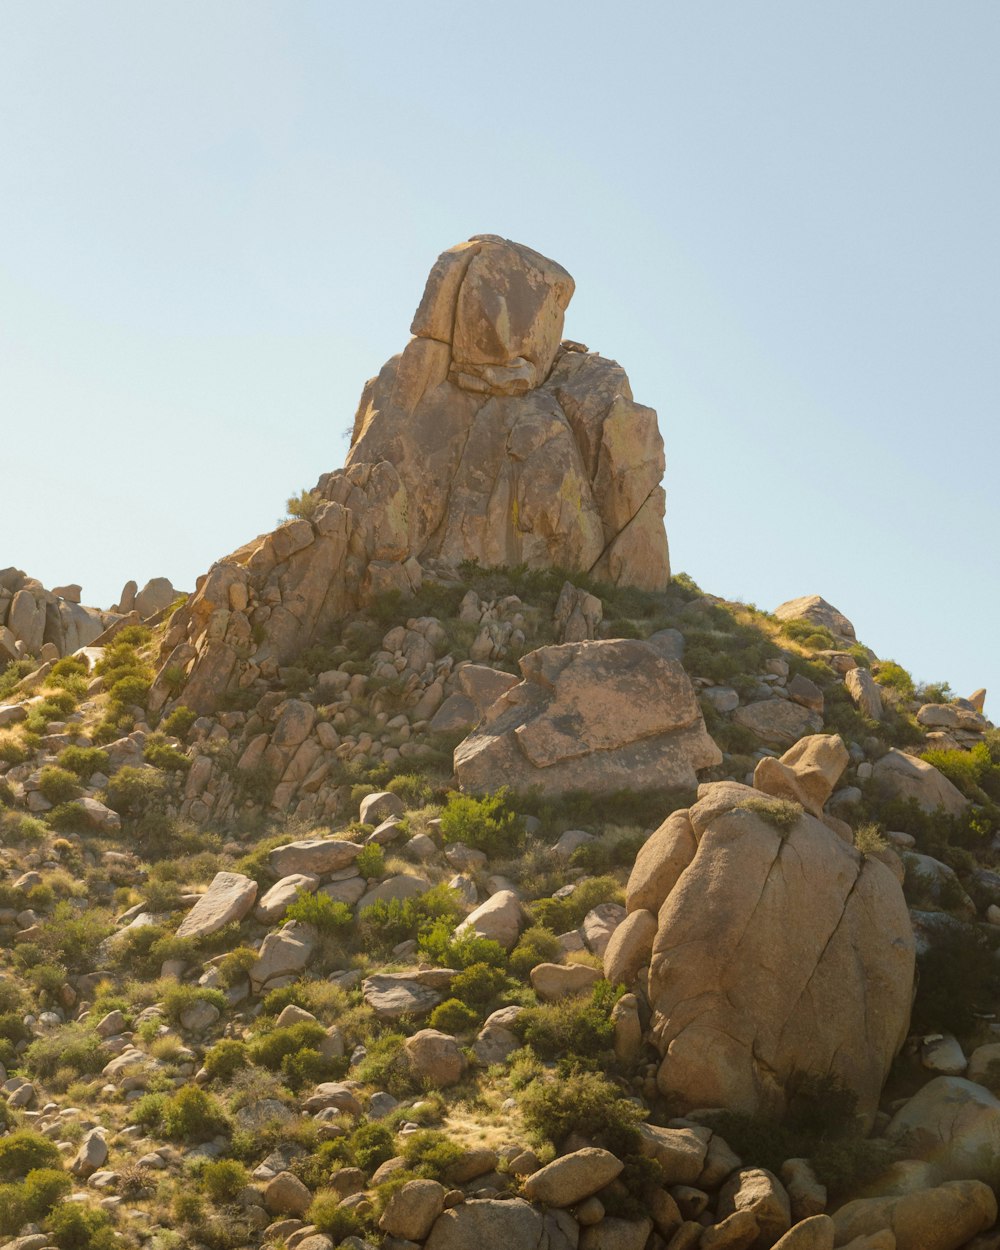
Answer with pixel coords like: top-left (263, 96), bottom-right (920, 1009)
top-left (269, 838), bottom-right (362, 877)
top-left (250, 921), bottom-right (315, 992)
top-left (831, 1179), bottom-right (996, 1250)
top-left (700, 1209), bottom-right (759, 1250)
top-left (379, 1178), bottom-right (446, 1241)
top-left (753, 735), bottom-right (849, 818)
top-left (732, 699), bottom-right (823, 748)
top-left (522, 1147), bottom-right (623, 1207)
top-left (580, 1217), bottom-right (653, 1250)
top-left (255, 873), bottom-right (319, 922)
top-left (626, 811), bottom-right (698, 915)
top-left (456, 639), bottom-right (720, 797)
top-left (717, 1168), bottom-right (790, 1249)
top-left (648, 800), bottom-right (914, 1125)
top-left (455, 889), bottom-right (524, 950)
top-left (425, 1197), bottom-right (544, 1250)
top-left (530, 962), bottom-right (602, 1001)
top-left (773, 596), bottom-right (856, 642)
top-left (637, 1125), bottom-right (709, 1184)
top-left (770, 1215), bottom-right (835, 1250)
top-left (603, 909), bottom-right (657, 985)
top-left (968, 689), bottom-right (987, 714)
top-left (845, 669), bottom-right (884, 721)
top-left (403, 1029), bottom-right (467, 1087)
top-left (175, 872), bottom-right (257, 940)
top-left (264, 1171), bottom-right (312, 1216)
top-left (872, 749), bottom-right (968, 816)
top-left (885, 1076), bottom-right (1000, 1182)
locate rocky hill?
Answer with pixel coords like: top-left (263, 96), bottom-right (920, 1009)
top-left (0, 238), bottom-right (998, 1250)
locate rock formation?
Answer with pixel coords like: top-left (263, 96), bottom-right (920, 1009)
top-left (454, 637), bottom-right (721, 796)
top-left (631, 740), bottom-right (915, 1126)
top-left (152, 236), bottom-right (670, 714)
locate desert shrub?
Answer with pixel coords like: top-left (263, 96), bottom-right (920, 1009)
top-left (0, 658), bottom-right (37, 700)
top-left (356, 843), bottom-right (385, 878)
top-left (198, 1158), bottom-right (249, 1203)
top-left (387, 773), bottom-right (434, 807)
top-left (215, 947), bottom-right (258, 988)
top-left (56, 746), bottom-right (110, 780)
top-left (570, 830), bottom-right (647, 875)
top-left (203, 1039), bottom-right (249, 1082)
top-left (31, 902), bottom-right (114, 972)
top-left (922, 743), bottom-right (997, 799)
top-left (357, 883), bottom-right (464, 955)
top-left (439, 788), bottom-right (525, 857)
top-left (531, 875), bottom-right (624, 932)
top-left (162, 705), bottom-right (197, 738)
top-left (399, 1129), bottom-right (463, 1180)
top-left (417, 920), bottom-right (508, 970)
top-left (519, 1068), bottom-right (646, 1154)
top-left (854, 823), bottom-right (889, 856)
top-left (23, 1025), bottom-right (107, 1082)
top-left (0, 1131), bottom-right (62, 1180)
top-left (161, 984), bottom-right (226, 1027)
top-left (0, 737), bottom-right (29, 767)
top-left (248, 1021), bottom-right (327, 1071)
top-left (351, 1121), bottom-right (396, 1172)
top-left (0, 1168), bottom-right (71, 1236)
top-left (737, 796), bottom-right (801, 836)
top-left (286, 489), bottom-right (322, 521)
top-left (103, 766), bottom-right (168, 819)
top-left (108, 674), bottom-right (151, 709)
top-left (779, 618), bottom-right (837, 650)
top-left (0, 811), bottom-right (46, 845)
top-left (44, 1202), bottom-right (117, 1250)
top-left (143, 733), bottom-right (191, 771)
top-left (517, 981), bottom-right (620, 1061)
top-left (917, 681), bottom-right (953, 705)
top-left (306, 1192), bottom-right (364, 1241)
top-left (284, 891), bottom-right (353, 935)
top-left (233, 761), bottom-right (278, 806)
top-left (510, 926), bottom-right (563, 979)
top-left (355, 1032), bottom-right (415, 1097)
top-left (161, 1086), bottom-right (229, 1142)
top-left (429, 998), bottom-right (479, 1033)
top-left (450, 961), bottom-right (508, 1007)
top-left (874, 661), bottom-right (915, 698)
top-left (37, 766), bottom-right (80, 805)
top-left (25, 691), bottom-right (78, 735)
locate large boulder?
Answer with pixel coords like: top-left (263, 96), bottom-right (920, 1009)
top-left (455, 638), bottom-right (720, 797)
top-left (752, 735), bottom-right (849, 818)
top-left (646, 785), bottom-right (914, 1125)
top-left (175, 871), bottom-right (258, 940)
top-left (772, 596), bottom-right (856, 643)
top-left (871, 749), bottom-right (969, 817)
top-left (831, 1180), bottom-right (996, 1250)
top-left (885, 1076), bottom-right (1000, 1183)
top-left (522, 1147), bottom-right (623, 1207)
top-left (732, 699), bottom-right (823, 748)
top-left (425, 1197), bottom-right (545, 1250)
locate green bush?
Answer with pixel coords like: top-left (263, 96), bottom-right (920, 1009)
top-left (306, 1192), bottom-right (364, 1241)
top-left (355, 1032), bottom-right (415, 1097)
top-left (198, 1158), bottom-right (249, 1203)
top-left (429, 998), bottom-right (479, 1033)
top-left (399, 1129), bottom-right (463, 1180)
top-left (56, 746), bottom-right (110, 780)
top-left (358, 883), bottom-right (464, 956)
top-left (103, 766), bottom-right (168, 819)
top-left (351, 1121), bottom-right (396, 1173)
top-left (417, 920), bottom-right (508, 970)
top-left (0, 1132), bottom-right (62, 1181)
top-left (531, 875), bottom-right (624, 933)
top-left (736, 796), bottom-right (801, 836)
top-left (23, 1025), bottom-right (107, 1082)
top-left (510, 926), bottom-right (562, 979)
top-left (30, 902), bottom-right (114, 972)
top-left (519, 1069), bottom-right (646, 1154)
top-left (440, 788), bottom-right (525, 857)
top-left (922, 743), bottom-right (998, 799)
top-left (161, 705), bottom-right (197, 738)
top-left (779, 618), bottom-right (837, 650)
top-left (0, 658), bottom-right (38, 701)
top-left (0, 811), bottom-right (46, 845)
top-left (0, 1169), bottom-right (71, 1236)
top-left (248, 1021), bottom-right (328, 1071)
top-left (203, 1039), bottom-right (249, 1082)
top-left (37, 767), bottom-right (80, 805)
top-left (161, 1086), bottom-right (229, 1143)
top-left (287, 490), bottom-right (323, 521)
top-left (387, 773), bottom-right (435, 807)
top-left (161, 984), bottom-right (227, 1027)
top-left (284, 891), bottom-right (353, 935)
top-left (517, 981), bottom-right (620, 1061)
top-left (356, 843), bottom-right (385, 878)
top-left (108, 674), bottom-right (151, 709)
top-left (874, 661), bottom-right (915, 698)
top-left (44, 1202), bottom-right (117, 1250)
top-left (450, 962), bottom-right (508, 1008)
top-left (0, 737), bottom-right (29, 767)
top-left (911, 926), bottom-right (998, 1038)
top-left (142, 734), bottom-right (191, 771)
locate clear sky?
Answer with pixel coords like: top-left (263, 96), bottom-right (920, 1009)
top-left (2, 2), bottom-right (997, 717)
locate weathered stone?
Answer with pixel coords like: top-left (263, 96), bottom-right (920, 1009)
top-left (363, 974), bottom-right (442, 1020)
top-left (455, 890), bottom-right (524, 950)
top-left (770, 1216), bottom-right (835, 1250)
top-left (717, 1168), bottom-right (791, 1249)
top-left (648, 794), bottom-right (914, 1126)
top-left (732, 699), bottom-right (823, 748)
top-left (603, 909), bottom-right (657, 986)
top-left (530, 962), bottom-right (602, 1001)
top-left (424, 1197), bottom-right (545, 1250)
top-left (250, 921), bottom-right (315, 992)
top-left (637, 1125), bottom-right (709, 1184)
top-left (456, 639), bottom-right (720, 797)
top-left (831, 1180), bottom-right (996, 1250)
top-left (886, 1076), bottom-right (1000, 1182)
top-left (579, 1216), bottom-right (652, 1250)
top-left (265, 1171), bottom-right (312, 1216)
top-left (175, 872), bottom-right (258, 940)
top-left (626, 810), bottom-right (697, 914)
top-left (752, 735), bottom-right (849, 818)
top-left (872, 750), bottom-right (968, 817)
top-left (69, 1129), bottom-right (108, 1178)
top-left (522, 1147), bottom-right (623, 1207)
top-left (403, 1030), bottom-right (467, 1087)
top-left (700, 1210), bottom-right (759, 1250)
top-left (360, 790), bottom-right (405, 825)
top-left (845, 669), bottom-right (884, 721)
top-left (380, 1178), bottom-right (446, 1241)
top-left (255, 874), bottom-right (320, 922)
top-left (269, 839), bottom-right (362, 878)
top-left (773, 596), bottom-right (856, 642)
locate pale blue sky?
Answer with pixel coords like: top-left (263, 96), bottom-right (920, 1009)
top-left (2, 3), bottom-right (997, 716)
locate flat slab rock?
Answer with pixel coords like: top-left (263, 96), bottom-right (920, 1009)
top-left (175, 871), bottom-right (257, 940)
top-left (455, 637), bottom-right (721, 797)
top-left (363, 973), bottom-right (443, 1019)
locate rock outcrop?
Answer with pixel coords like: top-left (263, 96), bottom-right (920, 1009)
top-left (453, 637), bottom-right (721, 796)
top-left (642, 778), bottom-right (914, 1125)
top-left (150, 236), bottom-right (671, 714)
top-left (1, 568), bottom-right (109, 660)
top-left (773, 595), bottom-right (856, 643)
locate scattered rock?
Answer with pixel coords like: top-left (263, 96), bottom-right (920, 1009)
top-left (175, 871), bottom-right (258, 940)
